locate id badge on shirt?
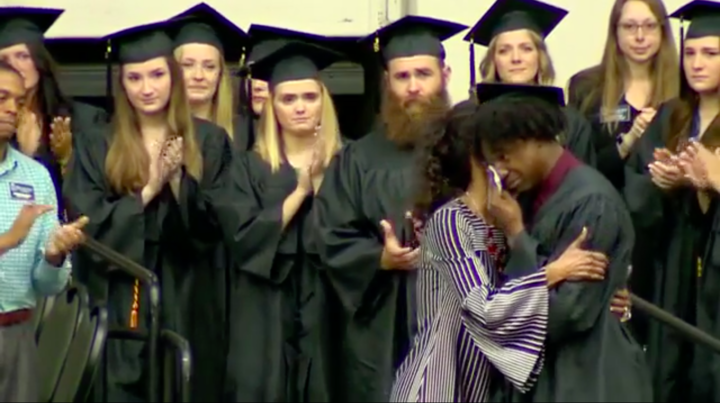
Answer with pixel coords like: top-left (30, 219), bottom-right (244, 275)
top-left (600, 105), bottom-right (631, 124)
top-left (8, 182), bottom-right (35, 201)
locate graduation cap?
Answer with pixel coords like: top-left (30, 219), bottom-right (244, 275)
top-left (463, 0), bottom-right (567, 92)
top-left (360, 15), bottom-right (468, 65)
top-left (475, 82), bottom-right (565, 107)
top-left (0, 7), bottom-right (64, 50)
top-left (246, 24), bottom-right (325, 66)
top-left (250, 41), bottom-right (342, 87)
top-left (464, 0), bottom-right (567, 46)
top-left (671, 0), bottom-right (720, 40)
top-left (171, 2), bottom-right (248, 64)
top-left (105, 20), bottom-right (176, 64)
top-left (670, 1), bottom-right (720, 96)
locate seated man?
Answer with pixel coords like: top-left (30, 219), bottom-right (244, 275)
top-left (475, 83), bottom-right (651, 402)
top-left (0, 60), bottom-right (87, 402)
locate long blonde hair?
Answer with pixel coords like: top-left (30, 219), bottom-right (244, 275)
top-left (479, 29), bottom-right (556, 85)
top-left (254, 80), bottom-right (341, 172)
top-left (105, 56), bottom-right (203, 195)
top-left (579, 0), bottom-right (678, 120)
top-left (173, 46), bottom-right (235, 140)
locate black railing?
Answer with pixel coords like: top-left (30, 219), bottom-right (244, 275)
top-left (80, 237), bottom-right (162, 402)
top-left (631, 293), bottom-right (720, 354)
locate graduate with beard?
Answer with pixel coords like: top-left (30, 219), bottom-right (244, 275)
top-left (313, 15), bottom-right (467, 402)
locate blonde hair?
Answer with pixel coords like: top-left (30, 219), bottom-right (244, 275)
top-left (479, 29), bottom-right (556, 85)
top-left (105, 56), bottom-right (203, 195)
top-left (254, 80), bottom-right (341, 172)
top-left (173, 46), bottom-right (235, 140)
top-left (579, 0), bottom-right (678, 123)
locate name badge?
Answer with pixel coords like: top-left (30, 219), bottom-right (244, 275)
top-left (600, 105), bottom-right (631, 123)
top-left (9, 182), bottom-right (35, 201)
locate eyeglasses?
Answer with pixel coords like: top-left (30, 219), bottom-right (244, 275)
top-left (618, 22), bottom-right (660, 35)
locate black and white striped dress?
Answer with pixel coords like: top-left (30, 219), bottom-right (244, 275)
top-left (390, 199), bottom-right (550, 402)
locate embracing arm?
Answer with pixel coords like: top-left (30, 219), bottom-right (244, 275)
top-left (427, 208), bottom-right (549, 392)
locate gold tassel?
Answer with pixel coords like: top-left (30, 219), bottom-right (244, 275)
top-left (129, 279), bottom-right (140, 329)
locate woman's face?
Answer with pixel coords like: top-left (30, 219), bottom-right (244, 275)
top-left (251, 79), bottom-right (269, 115)
top-left (178, 43), bottom-right (221, 105)
top-left (684, 36), bottom-right (720, 94)
top-left (272, 79), bottom-right (322, 135)
top-left (616, 0), bottom-right (662, 65)
top-left (0, 43), bottom-right (39, 91)
top-left (122, 57), bottom-right (172, 115)
top-left (492, 29), bottom-right (540, 85)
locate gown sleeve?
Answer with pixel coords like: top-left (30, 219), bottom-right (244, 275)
top-left (622, 105), bottom-right (669, 230)
top-left (62, 130), bottom-right (145, 265)
top-left (544, 196), bottom-right (633, 342)
top-left (177, 122), bottom-right (233, 245)
top-left (213, 153), bottom-right (291, 283)
top-left (425, 207), bottom-right (549, 392)
top-left (314, 145), bottom-right (384, 314)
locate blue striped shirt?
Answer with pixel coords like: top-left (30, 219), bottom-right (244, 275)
top-left (0, 146), bottom-right (70, 313)
top-left (391, 199), bottom-right (548, 402)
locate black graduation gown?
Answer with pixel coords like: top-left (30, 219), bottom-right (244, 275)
top-left (498, 164), bottom-right (651, 402)
top-left (215, 151), bottom-right (329, 402)
top-left (63, 118), bottom-right (232, 402)
top-left (232, 114), bottom-right (255, 152)
top-left (569, 71), bottom-right (656, 344)
top-left (623, 103), bottom-right (720, 401)
top-left (568, 70), bottom-right (640, 190)
top-left (314, 130), bottom-right (418, 402)
top-left (562, 106), bottom-right (597, 167)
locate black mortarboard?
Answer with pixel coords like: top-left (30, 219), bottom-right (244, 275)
top-left (670, 0), bottom-right (720, 39)
top-left (246, 24), bottom-right (324, 65)
top-left (361, 15), bottom-right (467, 64)
top-left (250, 41), bottom-right (342, 87)
top-left (171, 2), bottom-right (248, 63)
top-left (105, 20), bottom-right (175, 64)
top-left (464, 0), bottom-right (567, 46)
top-left (0, 7), bottom-right (63, 50)
top-left (475, 83), bottom-right (565, 107)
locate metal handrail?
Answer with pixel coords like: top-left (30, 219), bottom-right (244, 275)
top-left (80, 237), bottom-right (161, 402)
top-left (631, 293), bottom-right (720, 354)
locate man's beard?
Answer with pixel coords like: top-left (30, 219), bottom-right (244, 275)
top-left (381, 87), bottom-right (450, 148)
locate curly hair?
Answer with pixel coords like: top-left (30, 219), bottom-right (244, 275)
top-left (474, 96), bottom-right (566, 154)
top-left (413, 100), bottom-right (479, 224)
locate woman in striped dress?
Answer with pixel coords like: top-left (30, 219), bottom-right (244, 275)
top-left (390, 101), bottom-right (609, 402)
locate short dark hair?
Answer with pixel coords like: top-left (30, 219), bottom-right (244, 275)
top-left (473, 96), bottom-right (566, 151)
top-left (0, 60), bottom-right (21, 78)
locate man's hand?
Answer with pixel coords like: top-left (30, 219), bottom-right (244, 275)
top-left (44, 216), bottom-right (89, 266)
top-left (9, 204), bottom-right (54, 246)
top-left (379, 219), bottom-right (419, 270)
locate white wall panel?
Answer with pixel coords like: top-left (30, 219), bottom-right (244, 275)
top-left (0, 0), bottom-right (388, 37)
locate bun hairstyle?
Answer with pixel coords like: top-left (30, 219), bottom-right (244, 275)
top-left (414, 99), bottom-right (480, 224)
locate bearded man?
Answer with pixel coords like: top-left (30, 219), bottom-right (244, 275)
top-left (313, 15), bottom-right (468, 402)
